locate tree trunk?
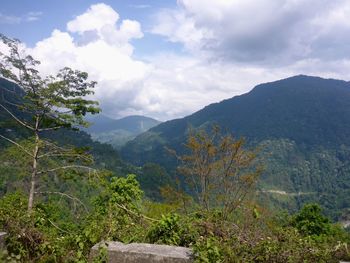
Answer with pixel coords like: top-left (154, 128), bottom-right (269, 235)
top-left (28, 117), bottom-right (40, 213)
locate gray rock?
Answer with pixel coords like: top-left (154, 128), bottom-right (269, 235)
top-left (90, 241), bottom-right (193, 263)
top-left (0, 232), bottom-right (6, 249)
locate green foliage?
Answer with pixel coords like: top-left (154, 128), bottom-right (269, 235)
top-left (259, 139), bottom-right (350, 219)
top-left (85, 174), bottom-right (146, 244)
top-left (147, 214), bottom-right (182, 245)
top-left (0, 174), bottom-right (147, 262)
top-left (193, 237), bottom-right (223, 263)
top-left (91, 242), bottom-right (108, 263)
top-left (246, 228), bottom-right (335, 263)
top-left (0, 34), bottom-right (102, 213)
top-left (1, 53), bottom-right (349, 263)
top-left (189, 208), bottom-right (350, 263)
top-left (0, 192), bottom-right (35, 260)
top-left (109, 174), bottom-right (143, 205)
top-left (137, 163), bottom-right (172, 201)
top-left (0, 173), bottom-right (349, 263)
top-left (147, 212), bottom-right (200, 248)
top-left (290, 203), bottom-right (333, 237)
top-left (122, 76), bottom-right (350, 219)
top-left (0, 35), bottom-right (101, 129)
top-left (176, 127), bottom-right (262, 219)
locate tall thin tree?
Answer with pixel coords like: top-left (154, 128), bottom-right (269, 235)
top-left (0, 34), bottom-right (100, 213)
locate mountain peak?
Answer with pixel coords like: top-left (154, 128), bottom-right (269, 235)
top-left (123, 74), bottom-right (350, 163)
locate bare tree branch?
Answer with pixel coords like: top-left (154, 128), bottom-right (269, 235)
top-left (0, 134), bottom-right (33, 157)
top-left (37, 165), bottom-right (96, 175)
top-left (38, 152), bottom-right (93, 162)
top-left (47, 219), bottom-right (70, 234)
top-left (38, 126), bottom-right (63, 132)
top-left (0, 103), bottom-right (34, 130)
top-left (42, 140), bottom-right (67, 151)
top-left (35, 191), bottom-right (88, 213)
top-left (115, 203), bottom-right (159, 222)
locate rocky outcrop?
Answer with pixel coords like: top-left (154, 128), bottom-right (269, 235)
top-left (90, 242), bottom-right (193, 263)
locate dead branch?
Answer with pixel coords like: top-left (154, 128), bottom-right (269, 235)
top-left (47, 219), bottom-right (70, 234)
top-left (35, 191), bottom-right (88, 213)
top-left (0, 134), bottom-right (34, 157)
top-left (37, 165), bottom-right (96, 175)
top-left (0, 103), bottom-right (34, 130)
top-left (116, 203), bottom-right (160, 222)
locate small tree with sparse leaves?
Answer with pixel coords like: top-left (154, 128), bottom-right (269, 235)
top-left (0, 34), bottom-right (100, 213)
top-left (176, 126), bottom-right (262, 219)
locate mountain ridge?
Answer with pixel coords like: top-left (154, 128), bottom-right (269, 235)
top-left (121, 75), bottom-right (350, 218)
top-left (136, 74), bottom-right (350, 147)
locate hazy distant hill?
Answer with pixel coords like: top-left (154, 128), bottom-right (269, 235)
top-left (85, 115), bottom-right (161, 149)
top-left (122, 75), bottom-right (350, 218)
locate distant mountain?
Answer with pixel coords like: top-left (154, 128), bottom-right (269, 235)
top-left (85, 115), bottom-right (161, 149)
top-left (121, 75), bottom-right (350, 218)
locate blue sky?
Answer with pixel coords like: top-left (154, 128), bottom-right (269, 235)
top-left (0, 0), bottom-right (181, 56)
top-left (1, 1), bottom-right (350, 120)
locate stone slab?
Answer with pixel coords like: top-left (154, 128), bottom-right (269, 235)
top-left (91, 242), bottom-right (193, 263)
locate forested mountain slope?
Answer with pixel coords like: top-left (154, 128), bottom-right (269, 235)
top-left (122, 75), bottom-right (350, 218)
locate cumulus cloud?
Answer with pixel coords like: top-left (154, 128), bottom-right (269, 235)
top-left (24, 3), bottom-right (271, 121)
top-left (152, 0), bottom-right (350, 64)
top-left (27, 4), bottom-right (150, 118)
top-left (3, 2), bottom-right (350, 121)
top-left (66, 3), bottom-right (143, 54)
top-left (67, 4), bottom-right (119, 33)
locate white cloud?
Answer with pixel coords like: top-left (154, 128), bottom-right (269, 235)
top-left (152, 0), bottom-right (350, 64)
top-left (25, 4), bottom-right (152, 119)
top-left (0, 11), bottom-right (42, 24)
top-left (3, 2), bottom-right (350, 121)
top-left (66, 3), bottom-right (143, 55)
top-left (67, 3), bottom-right (119, 33)
top-left (25, 11), bottom-right (43, 22)
top-left (0, 13), bottom-right (21, 24)
top-left (129, 4), bottom-right (151, 9)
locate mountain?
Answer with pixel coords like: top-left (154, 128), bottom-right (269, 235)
top-left (122, 75), bottom-right (350, 164)
top-left (121, 75), bottom-right (350, 218)
top-left (85, 114), bottom-right (161, 149)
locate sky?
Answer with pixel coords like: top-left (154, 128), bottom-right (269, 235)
top-left (1, 0), bottom-right (350, 121)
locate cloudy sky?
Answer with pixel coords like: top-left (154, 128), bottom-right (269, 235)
top-left (1, 0), bottom-right (350, 121)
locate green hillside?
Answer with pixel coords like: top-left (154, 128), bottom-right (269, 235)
top-left (122, 75), bottom-right (350, 218)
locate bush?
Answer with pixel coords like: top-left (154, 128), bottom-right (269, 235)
top-left (147, 213), bottom-right (198, 246)
top-left (290, 203), bottom-right (333, 236)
